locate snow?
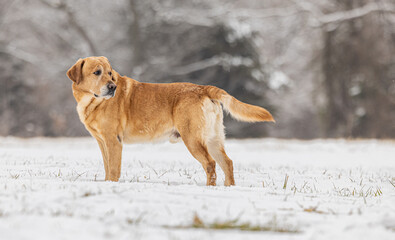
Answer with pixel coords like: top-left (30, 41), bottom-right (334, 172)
top-left (226, 19), bottom-right (253, 43)
top-left (0, 137), bottom-right (394, 240)
top-left (268, 71), bottom-right (291, 90)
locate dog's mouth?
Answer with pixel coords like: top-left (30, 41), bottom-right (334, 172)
top-left (94, 84), bottom-right (117, 99)
top-left (104, 89), bottom-right (116, 99)
top-left (94, 90), bottom-right (116, 99)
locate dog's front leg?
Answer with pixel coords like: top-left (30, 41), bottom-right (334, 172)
top-left (102, 136), bottom-right (123, 182)
top-left (95, 138), bottom-right (110, 180)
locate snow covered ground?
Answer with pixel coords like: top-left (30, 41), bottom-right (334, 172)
top-left (0, 137), bottom-right (394, 240)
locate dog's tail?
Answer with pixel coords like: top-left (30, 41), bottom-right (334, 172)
top-left (206, 86), bottom-right (275, 123)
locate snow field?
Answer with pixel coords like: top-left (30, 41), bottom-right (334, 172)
top-left (0, 137), bottom-right (394, 240)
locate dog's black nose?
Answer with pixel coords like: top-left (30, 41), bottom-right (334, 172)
top-left (108, 83), bottom-right (117, 91)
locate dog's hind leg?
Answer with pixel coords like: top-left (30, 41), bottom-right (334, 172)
top-left (207, 138), bottom-right (235, 186)
top-left (174, 103), bottom-right (217, 185)
top-left (177, 116), bottom-right (217, 186)
top-left (182, 138), bottom-right (217, 186)
top-left (206, 111), bottom-right (235, 186)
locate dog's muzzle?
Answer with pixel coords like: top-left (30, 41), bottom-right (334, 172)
top-left (95, 83), bottom-right (117, 99)
top-left (106, 83), bottom-right (117, 97)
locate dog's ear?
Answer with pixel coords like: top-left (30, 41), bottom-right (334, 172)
top-left (67, 58), bottom-right (85, 84)
top-left (112, 70), bottom-right (120, 83)
top-left (101, 56), bottom-right (109, 63)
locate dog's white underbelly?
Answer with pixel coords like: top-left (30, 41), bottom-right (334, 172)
top-left (123, 129), bottom-right (182, 144)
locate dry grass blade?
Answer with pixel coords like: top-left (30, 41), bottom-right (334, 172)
top-left (170, 213), bottom-right (300, 233)
top-left (283, 174), bottom-right (289, 190)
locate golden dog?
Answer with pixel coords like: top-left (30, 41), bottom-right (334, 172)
top-left (67, 56), bottom-right (274, 186)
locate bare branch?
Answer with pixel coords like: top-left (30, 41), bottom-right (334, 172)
top-left (291, 1), bottom-right (395, 27)
top-left (155, 5), bottom-right (309, 27)
top-left (172, 57), bottom-right (221, 76)
top-left (0, 0), bottom-right (19, 29)
top-left (171, 54), bottom-right (253, 76)
top-left (0, 47), bottom-right (40, 66)
top-left (288, 0), bottom-right (324, 18)
top-left (319, 2), bottom-right (395, 24)
top-left (39, 0), bottom-right (98, 55)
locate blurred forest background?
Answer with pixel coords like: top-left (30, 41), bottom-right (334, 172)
top-left (0, 0), bottom-right (394, 139)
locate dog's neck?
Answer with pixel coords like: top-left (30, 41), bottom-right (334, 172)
top-left (78, 95), bottom-right (104, 123)
top-left (72, 86), bottom-right (105, 123)
top-left (71, 75), bottom-right (135, 123)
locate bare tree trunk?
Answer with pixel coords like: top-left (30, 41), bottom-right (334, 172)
top-left (322, 29), bottom-right (338, 138)
top-left (321, 0), bottom-right (395, 138)
top-left (128, 0), bottom-right (144, 65)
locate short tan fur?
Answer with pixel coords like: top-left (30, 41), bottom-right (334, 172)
top-left (67, 56), bottom-right (274, 186)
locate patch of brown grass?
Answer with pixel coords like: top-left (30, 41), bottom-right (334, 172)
top-left (167, 213), bottom-right (300, 233)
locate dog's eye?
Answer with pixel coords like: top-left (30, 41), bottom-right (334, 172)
top-left (109, 72), bottom-right (112, 76)
top-left (93, 70), bottom-right (101, 75)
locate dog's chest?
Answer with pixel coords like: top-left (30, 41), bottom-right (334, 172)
top-left (76, 96), bottom-right (103, 123)
top-left (76, 96), bottom-right (93, 122)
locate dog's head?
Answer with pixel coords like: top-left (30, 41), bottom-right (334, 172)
top-left (67, 56), bottom-right (118, 99)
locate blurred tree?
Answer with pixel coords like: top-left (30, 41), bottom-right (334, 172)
top-left (123, 1), bottom-right (273, 137)
top-left (318, 0), bottom-right (395, 138)
top-left (39, 0), bottom-right (98, 56)
top-left (167, 24), bottom-right (273, 137)
top-left (0, 51), bottom-right (51, 136)
top-left (0, 0), bottom-right (393, 139)
top-left (128, 0), bottom-right (145, 66)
